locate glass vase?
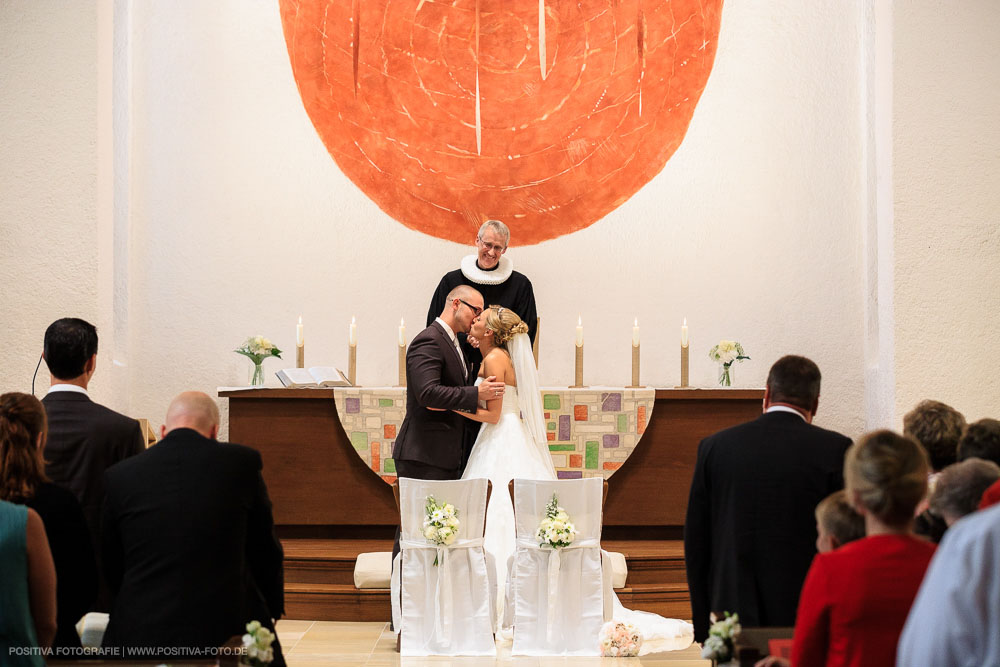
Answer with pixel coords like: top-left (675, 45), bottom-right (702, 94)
top-left (249, 360), bottom-right (266, 387)
top-left (718, 363), bottom-right (734, 387)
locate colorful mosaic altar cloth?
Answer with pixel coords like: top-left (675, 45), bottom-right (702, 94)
top-left (333, 387), bottom-right (655, 485)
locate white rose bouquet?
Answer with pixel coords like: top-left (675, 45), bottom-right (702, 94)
top-left (708, 340), bottom-right (749, 387)
top-left (700, 611), bottom-right (741, 663)
top-left (423, 495), bottom-right (460, 565)
top-left (236, 335), bottom-right (283, 386)
top-left (536, 493), bottom-right (577, 549)
top-left (599, 620), bottom-right (643, 657)
top-left (240, 620), bottom-right (274, 666)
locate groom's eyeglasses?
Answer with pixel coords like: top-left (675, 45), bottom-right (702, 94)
top-left (459, 300), bottom-right (483, 317)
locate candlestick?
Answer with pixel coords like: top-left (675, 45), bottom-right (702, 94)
top-left (349, 315), bottom-right (357, 346)
top-left (679, 342), bottom-right (690, 388)
top-left (296, 315), bottom-right (304, 347)
top-left (628, 343), bottom-right (643, 388)
top-left (532, 315), bottom-right (540, 368)
top-left (571, 343), bottom-right (585, 388)
top-left (398, 318), bottom-right (406, 347)
top-left (296, 344), bottom-right (304, 369)
top-left (347, 343), bottom-right (357, 386)
top-left (632, 317), bottom-right (640, 347)
top-left (575, 316), bottom-right (583, 347)
top-left (398, 344), bottom-right (407, 387)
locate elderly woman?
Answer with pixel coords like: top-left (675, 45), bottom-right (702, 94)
top-left (930, 458), bottom-right (1000, 526)
top-left (1, 392), bottom-right (97, 650)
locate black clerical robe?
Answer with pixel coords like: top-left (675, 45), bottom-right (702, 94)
top-left (426, 265), bottom-right (537, 374)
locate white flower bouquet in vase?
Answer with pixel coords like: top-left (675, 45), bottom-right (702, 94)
top-left (236, 335), bottom-right (283, 387)
top-left (423, 495), bottom-right (460, 565)
top-left (708, 340), bottom-right (749, 387)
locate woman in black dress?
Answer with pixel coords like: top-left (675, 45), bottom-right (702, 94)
top-left (1, 392), bottom-right (97, 650)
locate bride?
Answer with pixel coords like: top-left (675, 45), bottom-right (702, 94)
top-left (454, 306), bottom-right (693, 654)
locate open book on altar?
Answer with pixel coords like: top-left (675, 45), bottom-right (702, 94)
top-left (275, 366), bottom-right (352, 388)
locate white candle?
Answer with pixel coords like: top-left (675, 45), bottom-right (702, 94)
top-left (350, 315), bottom-right (357, 346)
top-left (296, 315), bottom-right (304, 346)
top-left (632, 317), bottom-right (640, 347)
top-left (398, 318), bottom-right (406, 347)
top-left (575, 316), bottom-right (583, 347)
top-left (681, 317), bottom-right (689, 348)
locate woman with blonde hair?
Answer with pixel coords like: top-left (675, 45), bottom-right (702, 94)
top-left (455, 306), bottom-right (692, 653)
top-left (790, 430), bottom-right (935, 667)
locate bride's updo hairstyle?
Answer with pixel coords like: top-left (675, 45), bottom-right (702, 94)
top-left (483, 305), bottom-right (529, 348)
top-left (845, 430), bottom-right (928, 528)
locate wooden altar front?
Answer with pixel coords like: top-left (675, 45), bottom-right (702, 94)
top-left (221, 387), bottom-right (763, 621)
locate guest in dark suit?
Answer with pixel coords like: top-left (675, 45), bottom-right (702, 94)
top-left (40, 317), bottom-right (144, 611)
top-left (101, 392), bottom-right (284, 663)
top-left (391, 285), bottom-right (507, 563)
top-left (684, 355), bottom-right (851, 642)
top-left (1, 392), bottom-right (90, 651)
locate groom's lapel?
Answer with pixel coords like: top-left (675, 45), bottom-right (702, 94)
top-left (431, 321), bottom-right (468, 383)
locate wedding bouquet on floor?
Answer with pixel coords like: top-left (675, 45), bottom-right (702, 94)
top-left (599, 621), bottom-right (643, 657)
top-left (536, 493), bottom-right (577, 548)
top-left (241, 620), bottom-right (274, 666)
top-left (423, 495), bottom-right (460, 564)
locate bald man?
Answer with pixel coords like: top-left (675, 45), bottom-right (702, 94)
top-left (100, 392), bottom-right (285, 663)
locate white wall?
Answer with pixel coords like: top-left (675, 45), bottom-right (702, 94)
top-left (1, 2), bottom-right (101, 395)
top-left (4, 1), bottom-right (994, 443)
top-left (894, 1), bottom-right (1000, 424)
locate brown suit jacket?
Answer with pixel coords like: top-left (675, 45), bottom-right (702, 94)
top-left (391, 321), bottom-right (479, 472)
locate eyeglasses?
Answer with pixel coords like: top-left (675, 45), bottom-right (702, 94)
top-left (477, 237), bottom-right (507, 254)
top-left (459, 299), bottom-right (483, 317)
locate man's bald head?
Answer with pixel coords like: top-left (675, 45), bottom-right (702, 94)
top-left (162, 391), bottom-right (221, 440)
top-left (445, 285), bottom-right (482, 305)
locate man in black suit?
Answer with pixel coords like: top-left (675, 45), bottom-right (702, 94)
top-left (684, 355), bottom-right (851, 642)
top-left (390, 285), bottom-right (507, 563)
top-left (40, 317), bottom-right (144, 611)
top-left (101, 391), bottom-right (284, 663)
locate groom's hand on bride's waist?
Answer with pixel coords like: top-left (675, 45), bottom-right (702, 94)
top-left (477, 376), bottom-right (505, 402)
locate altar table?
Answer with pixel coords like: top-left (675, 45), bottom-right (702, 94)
top-left (219, 387), bottom-right (763, 533)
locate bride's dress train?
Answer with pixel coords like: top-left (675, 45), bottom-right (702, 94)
top-left (462, 371), bottom-right (693, 654)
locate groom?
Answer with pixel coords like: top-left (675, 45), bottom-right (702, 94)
top-left (391, 286), bottom-right (506, 561)
top-left (393, 284), bottom-right (505, 480)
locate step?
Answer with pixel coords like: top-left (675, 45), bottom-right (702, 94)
top-left (284, 583), bottom-right (391, 622)
top-left (282, 538), bottom-right (393, 586)
top-left (602, 539), bottom-right (687, 586)
top-left (615, 583), bottom-right (693, 620)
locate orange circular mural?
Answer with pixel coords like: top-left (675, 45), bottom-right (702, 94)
top-left (279, 0), bottom-right (724, 245)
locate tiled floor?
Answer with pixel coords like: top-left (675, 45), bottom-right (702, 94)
top-left (276, 621), bottom-right (710, 666)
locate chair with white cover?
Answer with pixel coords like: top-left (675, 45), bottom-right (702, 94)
top-left (508, 477), bottom-right (613, 656)
top-left (390, 477), bottom-right (496, 656)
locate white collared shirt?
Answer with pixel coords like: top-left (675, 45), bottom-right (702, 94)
top-left (46, 384), bottom-right (89, 397)
top-left (435, 317), bottom-right (467, 379)
top-left (765, 404), bottom-right (806, 420)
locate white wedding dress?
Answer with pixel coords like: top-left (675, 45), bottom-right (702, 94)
top-left (461, 335), bottom-right (693, 654)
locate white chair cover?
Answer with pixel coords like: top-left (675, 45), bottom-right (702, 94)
top-left (393, 477), bottom-right (496, 656)
top-left (508, 477), bottom-right (611, 656)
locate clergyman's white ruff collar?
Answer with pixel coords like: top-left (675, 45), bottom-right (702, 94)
top-left (460, 254), bottom-right (513, 285)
